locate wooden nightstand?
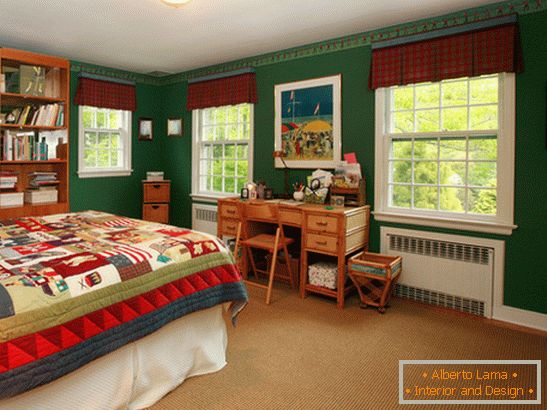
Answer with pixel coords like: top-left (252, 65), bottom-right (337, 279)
top-left (142, 180), bottom-right (170, 224)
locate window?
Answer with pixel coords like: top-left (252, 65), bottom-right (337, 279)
top-left (192, 103), bottom-right (253, 200)
top-left (78, 106), bottom-right (132, 178)
top-left (375, 74), bottom-right (516, 235)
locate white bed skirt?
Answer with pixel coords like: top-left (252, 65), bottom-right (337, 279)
top-left (0, 305), bottom-right (228, 410)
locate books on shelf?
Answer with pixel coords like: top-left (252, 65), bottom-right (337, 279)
top-left (1, 132), bottom-right (50, 161)
top-left (28, 172), bottom-right (59, 188)
top-left (4, 103), bottom-right (64, 128)
top-left (0, 170), bottom-right (18, 190)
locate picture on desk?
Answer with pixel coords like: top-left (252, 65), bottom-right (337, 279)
top-left (275, 75), bottom-right (341, 169)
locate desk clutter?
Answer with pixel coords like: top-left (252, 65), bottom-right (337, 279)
top-left (241, 153), bottom-right (366, 207)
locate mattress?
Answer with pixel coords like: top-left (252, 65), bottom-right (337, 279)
top-left (0, 211), bottom-right (247, 398)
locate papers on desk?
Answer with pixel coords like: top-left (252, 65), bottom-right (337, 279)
top-left (278, 200), bottom-right (305, 206)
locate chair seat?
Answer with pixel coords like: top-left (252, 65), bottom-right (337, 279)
top-left (241, 233), bottom-right (295, 251)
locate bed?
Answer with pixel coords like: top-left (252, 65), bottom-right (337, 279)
top-left (0, 211), bottom-right (247, 407)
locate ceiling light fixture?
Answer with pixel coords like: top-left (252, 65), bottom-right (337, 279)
top-left (161, 0), bottom-right (192, 8)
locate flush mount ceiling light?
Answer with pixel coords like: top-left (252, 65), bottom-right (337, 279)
top-left (161, 0), bottom-right (192, 8)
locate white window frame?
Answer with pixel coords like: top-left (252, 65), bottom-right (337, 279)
top-left (191, 104), bottom-right (254, 202)
top-left (78, 105), bottom-right (132, 178)
top-left (374, 73), bottom-right (517, 235)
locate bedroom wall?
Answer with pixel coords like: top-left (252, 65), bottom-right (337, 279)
top-left (162, 10), bottom-right (547, 314)
top-left (68, 74), bottom-right (167, 218)
top-left (58, 5), bottom-right (545, 314)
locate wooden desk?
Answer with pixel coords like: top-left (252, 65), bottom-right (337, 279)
top-left (217, 198), bottom-right (370, 308)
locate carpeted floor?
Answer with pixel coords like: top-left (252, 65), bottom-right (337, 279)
top-left (149, 286), bottom-right (546, 410)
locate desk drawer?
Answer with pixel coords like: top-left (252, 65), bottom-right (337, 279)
top-left (306, 233), bottom-right (338, 254)
top-left (220, 203), bottom-right (239, 219)
top-left (279, 209), bottom-right (302, 226)
top-left (143, 183), bottom-right (170, 203)
top-left (245, 203), bottom-right (275, 221)
top-left (221, 219), bottom-right (239, 236)
top-left (306, 214), bottom-right (339, 234)
top-left (143, 204), bottom-right (169, 224)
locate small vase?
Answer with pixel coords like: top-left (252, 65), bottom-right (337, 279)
top-left (293, 191), bottom-right (304, 201)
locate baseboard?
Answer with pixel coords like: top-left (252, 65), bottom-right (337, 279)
top-left (492, 305), bottom-right (547, 332)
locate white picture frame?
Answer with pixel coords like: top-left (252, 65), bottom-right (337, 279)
top-left (274, 74), bottom-right (342, 169)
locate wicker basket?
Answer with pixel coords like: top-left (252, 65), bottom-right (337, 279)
top-left (348, 251), bottom-right (402, 313)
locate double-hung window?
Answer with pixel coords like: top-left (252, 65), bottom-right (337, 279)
top-left (78, 106), bottom-right (132, 178)
top-left (374, 74), bottom-right (516, 234)
top-left (192, 103), bottom-right (253, 200)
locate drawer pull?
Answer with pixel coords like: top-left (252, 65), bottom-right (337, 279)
top-left (315, 240), bottom-right (327, 246)
top-left (152, 205), bottom-right (159, 210)
top-left (315, 221), bottom-right (328, 226)
top-left (153, 184), bottom-right (161, 189)
top-left (226, 209), bottom-right (236, 214)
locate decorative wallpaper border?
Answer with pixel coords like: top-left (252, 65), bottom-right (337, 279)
top-left (72, 0), bottom-right (545, 86)
top-left (70, 61), bottom-right (164, 86)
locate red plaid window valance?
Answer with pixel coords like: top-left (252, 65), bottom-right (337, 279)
top-left (369, 23), bottom-right (523, 89)
top-left (74, 77), bottom-right (137, 111)
top-left (187, 72), bottom-right (257, 110)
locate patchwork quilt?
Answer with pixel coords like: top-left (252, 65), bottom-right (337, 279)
top-left (0, 211), bottom-right (247, 398)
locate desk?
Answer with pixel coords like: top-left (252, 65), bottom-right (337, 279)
top-left (217, 198), bottom-right (370, 308)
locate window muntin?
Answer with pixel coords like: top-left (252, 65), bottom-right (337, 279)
top-left (78, 106), bottom-right (131, 177)
top-left (193, 104), bottom-right (252, 196)
top-left (385, 75), bottom-right (500, 217)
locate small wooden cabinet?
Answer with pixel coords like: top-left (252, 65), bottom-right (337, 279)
top-left (142, 180), bottom-right (170, 224)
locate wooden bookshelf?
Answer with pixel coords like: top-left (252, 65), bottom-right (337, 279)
top-left (0, 47), bottom-right (70, 220)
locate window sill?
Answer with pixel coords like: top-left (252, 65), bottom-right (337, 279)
top-left (78, 169), bottom-right (133, 179)
top-left (373, 210), bottom-right (517, 236)
top-left (190, 193), bottom-right (239, 203)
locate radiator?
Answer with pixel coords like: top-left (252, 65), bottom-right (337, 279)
top-left (191, 204), bottom-right (218, 235)
top-left (380, 227), bottom-right (496, 318)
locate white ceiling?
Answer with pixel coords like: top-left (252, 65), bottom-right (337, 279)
top-left (0, 0), bottom-right (501, 74)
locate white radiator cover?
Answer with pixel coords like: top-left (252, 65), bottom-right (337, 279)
top-left (192, 204), bottom-right (218, 236)
top-left (380, 227), bottom-right (498, 318)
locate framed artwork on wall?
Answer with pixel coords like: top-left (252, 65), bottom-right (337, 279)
top-left (274, 74), bottom-right (342, 169)
top-left (167, 118), bottom-right (183, 137)
top-left (138, 118), bottom-right (153, 141)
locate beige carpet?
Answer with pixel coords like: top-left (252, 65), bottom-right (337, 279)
top-left (149, 286), bottom-right (546, 410)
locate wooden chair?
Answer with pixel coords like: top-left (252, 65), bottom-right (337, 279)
top-left (233, 202), bottom-right (295, 304)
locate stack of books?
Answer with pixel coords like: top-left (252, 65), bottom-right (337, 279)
top-left (26, 172), bottom-right (59, 204)
top-left (28, 172), bottom-right (59, 188)
top-left (0, 171), bottom-right (18, 190)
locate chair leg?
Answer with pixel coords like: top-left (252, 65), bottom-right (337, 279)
top-left (281, 236), bottom-right (294, 288)
top-left (246, 247), bottom-right (260, 280)
top-left (233, 222), bottom-right (242, 267)
top-left (266, 227), bottom-right (281, 305)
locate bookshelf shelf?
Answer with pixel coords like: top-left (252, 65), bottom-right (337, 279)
top-left (0, 48), bottom-right (70, 220)
top-left (0, 124), bottom-right (65, 131)
top-left (0, 92), bottom-right (64, 105)
top-left (0, 159), bottom-right (67, 165)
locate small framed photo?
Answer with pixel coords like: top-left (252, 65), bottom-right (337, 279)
top-left (139, 118), bottom-right (153, 141)
top-left (167, 118), bottom-right (183, 137)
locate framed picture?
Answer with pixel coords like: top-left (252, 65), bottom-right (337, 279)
top-left (138, 118), bottom-right (153, 141)
top-left (274, 75), bottom-right (341, 169)
top-left (167, 118), bottom-right (183, 137)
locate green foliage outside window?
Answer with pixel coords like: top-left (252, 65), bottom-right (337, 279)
top-left (388, 76), bottom-right (498, 215)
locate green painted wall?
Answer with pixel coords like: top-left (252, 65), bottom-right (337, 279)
top-left (69, 77), bottom-right (167, 218)
top-left (65, 9), bottom-right (546, 314)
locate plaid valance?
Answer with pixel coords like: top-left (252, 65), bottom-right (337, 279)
top-left (74, 77), bottom-right (137, 111)
top-left (186, 72), bottom-right (257, 110)
top-left (369, 21), bottom-right (523, 90)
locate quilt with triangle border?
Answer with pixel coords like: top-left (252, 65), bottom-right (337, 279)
top-left (0, 211), bottom-right (247, 398)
